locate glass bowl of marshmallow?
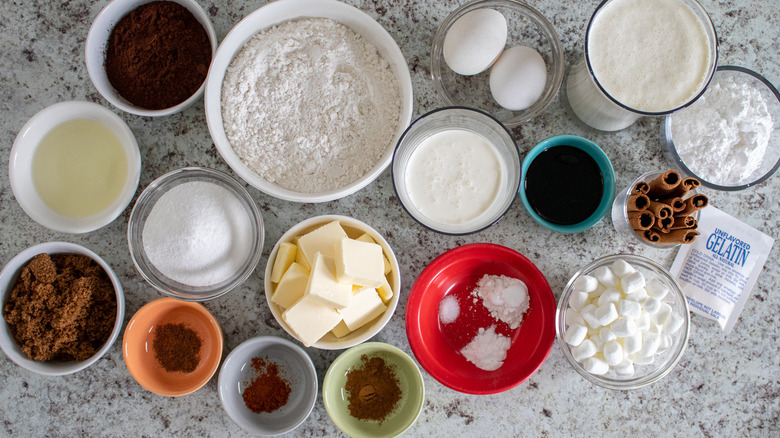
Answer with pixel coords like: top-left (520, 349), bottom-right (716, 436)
top-left (556, 254), bottom-right (690, 390)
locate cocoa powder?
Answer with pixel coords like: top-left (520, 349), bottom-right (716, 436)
top-left (105, 1), bottom-right (211, 109)
top-left (344, 355), bottom-right (402, 422)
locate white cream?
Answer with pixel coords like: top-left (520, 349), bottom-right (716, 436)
top-left (405, 129), bottom-right (503, 225)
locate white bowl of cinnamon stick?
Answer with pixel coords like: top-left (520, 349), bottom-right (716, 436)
top-left (611, 170), bottom-right (708, 248)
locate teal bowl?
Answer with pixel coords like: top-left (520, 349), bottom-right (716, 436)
top-left (519, 135), bottom-right (615, 233)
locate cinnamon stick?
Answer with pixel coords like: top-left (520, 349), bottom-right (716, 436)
top-left (652, 216), bottom-right (674, 233)
top-left (627, 193), bottom-right (650, 212)
top-left (646, 170), bottom-right (681, 199)
top-left (642, 229), bottom-right (661, 243)
top-left (670, 216), bottom-right (697, 230)
top-left (655, 229), bottom-right (700, 244)
top-left (633, 181), bottom-right (650, 194)
top-left (668, 177), bottom-right (701, 198)
top-left (667, 197), bottom-right (686, 213)
top-left (676, 194), bottom-right (709, 216)
top-left (628, 210), bottom-right (655, 230)
top-left (647, 200), bottom-right (673, 219)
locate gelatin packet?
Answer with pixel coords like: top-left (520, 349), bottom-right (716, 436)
top-left (669, 206), bottom-right (774, 334)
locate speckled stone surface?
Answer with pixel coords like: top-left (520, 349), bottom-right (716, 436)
top-left (1, 0), bottom-right (778, 436)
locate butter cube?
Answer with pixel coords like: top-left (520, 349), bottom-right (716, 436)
top-left (338, 288), bottom-right (387, 331)
top-left (271, 262), bottom-right (308, 309)
top-left (377, 278), bottom-right (394, 304)
top-left (356, 233), bottom-right (392, 275)
top-left (305, 252), bottom-right (353, 309)
top-left (356, 233), bottom-right (375, 243)
top-left (282, 295), bottom-right (342, 347)
top-left (331, 321), bottom-right (352, 338)
top-left (334, 237), bottom-right (384, 288)
top-left (297, 221), bottom-right (347, 269)
top-left (270, 242), bottom-right (298, 283)
top-left (294, 237), bottom-right (310, 271)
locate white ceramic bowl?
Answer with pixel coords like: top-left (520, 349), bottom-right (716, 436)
top-left (204, 0), bottom-right (414, 203)
top-left (9, 101), bottom-right (141, 234)
top-left (0, 242), bottom-right (126, 376)
top-left (85, 0), bottom-right (217, 116)
top-left (218, 336), bottom-right (317, 435)
top-left (265, 215), bottom-right (401, 350)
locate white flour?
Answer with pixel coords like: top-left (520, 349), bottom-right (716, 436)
top-left (460, 325), bottom-right (511, 371)
top-left (671, 74), bottom-right (773, 185)
top-left (221, 18), bottom-right (400, 194)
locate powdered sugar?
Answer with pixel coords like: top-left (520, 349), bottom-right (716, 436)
top-left (671, 74), bottom-right (773, 185)
top-left (459, 325), bottom-right (511, 371)
top-left (221, 18), bottom-right (400, 194)
top-left (473, 274), bottom-right (530, 329)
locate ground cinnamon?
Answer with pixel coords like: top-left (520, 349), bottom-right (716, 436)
top-left (2, 253), bottom-right (117, 362)
top-left (242, 357), bottom-right (291, 413)
top-left (344, 355), bottom-right (402, 423)
top-left (153, 323), bottom-right (202, 373)
top-left (105, 1), bottom-right (211, 109)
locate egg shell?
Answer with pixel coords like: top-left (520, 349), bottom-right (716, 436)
top-left (489, 45), bottom-right (547, 111)
top-left (443, 8), bottom-right (508, 76)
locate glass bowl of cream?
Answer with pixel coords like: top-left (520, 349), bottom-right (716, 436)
top-left (391, 106), bottom-right (521, 235)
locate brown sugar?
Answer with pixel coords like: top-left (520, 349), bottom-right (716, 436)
top-left (2, 253), bottom-right (118, 362)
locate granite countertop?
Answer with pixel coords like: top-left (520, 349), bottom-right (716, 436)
top-left (1, 0), bottom-right (778, 436)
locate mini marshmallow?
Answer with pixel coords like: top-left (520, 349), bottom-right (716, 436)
top-left (663, 311), bottom-right (685, 335)
top-left (611, 259), bottom-right (636, 277)
top-left (622, 332), bottom-right (643, 355)
top-left (581, 304), bottom-right (601, 329)
top-left (643, 297), bottom-right (661, 314)
top-left (640, 332), bottom-right (661, 357)
top-left (599, 327), bottom-right (617, 342)
top-left (569, 290), bottom-right (590, 311)
top-left (603, 340), bottom-right (624, 366)
top-left (658, 333), bottom-right (673, 352)
top-left (565, 309), bottom-right (585, 326)
top-left (572, 339), bottom-right (597, 362)
top-left (611, 317), bottom-right (637, 337)
top-left (614, 359), bottom-right (635, 376)
top-left (635, 312), bottom-right (651, 332)
top-left (652, 302), bottom-right (673, 326)
top-left (597, 288), bottom-right (622, 307)
top-left (590, 336), bottom-right (604, 352)
top-left (595, 303), bottom-right (618, 326)
top-left (583, 357), bottom-right (609, 375)
top-left (646, 278), bottom-right (670, 299)
top-left (590, 284), bottom-right (606, 297)
top-left (630, 353), bottom-right (655, 365)
top-left (593, 266), bottom-right (619, 287)
top-left (620, 271), bottom-right (646, 295)
top-left (564, 323), bottom-right (588, 346)
top-left (572, 275), bottom-right (598, 293)
top-left (625, 287), bottom-right (648, 302)
top-left (618, 299), bottom-right (641, 319)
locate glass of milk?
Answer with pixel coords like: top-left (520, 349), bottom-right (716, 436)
top-left (566, 0), bottom-right (718, 131)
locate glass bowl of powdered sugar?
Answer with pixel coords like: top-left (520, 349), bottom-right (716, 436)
top-left (664, 66), bottom-right (780, 190)
top-left (128, 167), bottom-right (264, 301)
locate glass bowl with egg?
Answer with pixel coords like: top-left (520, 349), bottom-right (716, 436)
top-left (392, 106), bottom-right (521, 235)
top-left (431, 0), bottom-right (565, 127)
top-left (556, 254), bottom-right (690, 390)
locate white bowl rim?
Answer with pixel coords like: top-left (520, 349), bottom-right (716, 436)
top-left (264, 215), bottom-right (401, 350)
top-left (85, 0), bottom-right (217, 117)
top-left (9, 100), bottom-right (141, 234)
top-left (204, 0), bottom-right (414, 203)
top-left (0, 242), bottom-right (126, 376)
top-left (217, 335), bottom-right (317, 435)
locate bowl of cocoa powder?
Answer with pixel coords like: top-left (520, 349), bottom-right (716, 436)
top-left (85, 0), bottom-right (217, 116)
top-left (0, 242), bottom-right (125, 376)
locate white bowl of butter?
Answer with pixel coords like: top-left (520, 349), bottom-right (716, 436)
top-left (9, 101), bottom-right (141, 233)
top-left (264, 215), bottom-right (401, 350)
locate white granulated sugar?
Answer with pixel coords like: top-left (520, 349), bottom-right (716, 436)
top-left (438, 295), bottom-right (460, 324)
top-left (221, 18), bottom-right (401, 194)
top-left (473, 274), bottom-right (530, 329)
top-left (142, 181), bottom-right (253, 287)
top-left (671, 74), bottom-right (773, 185)
top-left (460, 325), bottom-right (511, 371)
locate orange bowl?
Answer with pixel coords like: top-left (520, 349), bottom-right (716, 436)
top-left (123, 298), bottom-right (223, 396)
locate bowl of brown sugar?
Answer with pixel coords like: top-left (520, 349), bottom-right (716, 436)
top-left (0, 242), bottom-right (125, 376)
top-left (85, 0), bottom-right (217, 116)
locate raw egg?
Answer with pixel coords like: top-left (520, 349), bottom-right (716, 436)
top-left (443, 8), bottom-right (507, 76)
top-left (489, 46), bottom-right (547, 111)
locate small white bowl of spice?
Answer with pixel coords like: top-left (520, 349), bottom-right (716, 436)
top-left (9, 101), bottom-right (141, 234)
top-left (127, 167), bottom-right (264, 301)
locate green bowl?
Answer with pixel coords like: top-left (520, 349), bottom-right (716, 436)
top-left (323, 342), bottom-right (424, 438)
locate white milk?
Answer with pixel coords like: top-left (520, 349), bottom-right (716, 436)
top-left (567, 0), bottom-right (714, 131)
top-left (405, 129), bottom-right (503, 225)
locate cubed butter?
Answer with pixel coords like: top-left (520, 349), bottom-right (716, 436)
top-left (356, 233), bottom-right (375, 243)
top-left (334, 237), bottom-right (384, 288)
top-left (331, 320), bottom-right (352, 338)
top-left (356, 233), bottom-right (392, 275)
top-left (338, 288), bottom-right (387, 331)
top-left (294, 236), bottom-right (310, 271)
top-left (297, 221), bottom-right (347, 269)
top-left (377, 278), bottom-right (394, 304)
top-left (282, 295), bottom-right (342, 347)
top-left (305, 252), bottom-right (353, 309)
top-left (270, 242), bottom-right (297, 283)
top-left (271, 262), bottom-right (308, 309)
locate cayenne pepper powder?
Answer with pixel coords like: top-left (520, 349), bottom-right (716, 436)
top-left (344, 355), bottom-right (402, 423)
top-left (105, 1), bottom-right (211, 109)
top-left (242, 357), bottom-right (291, 413)
top-left (153, 322), bottom-right (202, 373)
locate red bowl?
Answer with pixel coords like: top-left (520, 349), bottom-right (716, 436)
top-left (405, 243), bottom-right (556, 394)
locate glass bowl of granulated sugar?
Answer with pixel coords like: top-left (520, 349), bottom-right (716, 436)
top-left (664, 66), bottom-right (780, 191)
top-left (204, 0), bottom-right (413, 202)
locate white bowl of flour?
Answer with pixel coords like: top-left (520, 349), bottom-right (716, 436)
top-left (204, 0), bottom-right (413, 203)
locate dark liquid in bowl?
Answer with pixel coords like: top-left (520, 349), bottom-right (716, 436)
top-left (524, 145), bottom-right (604, 226)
